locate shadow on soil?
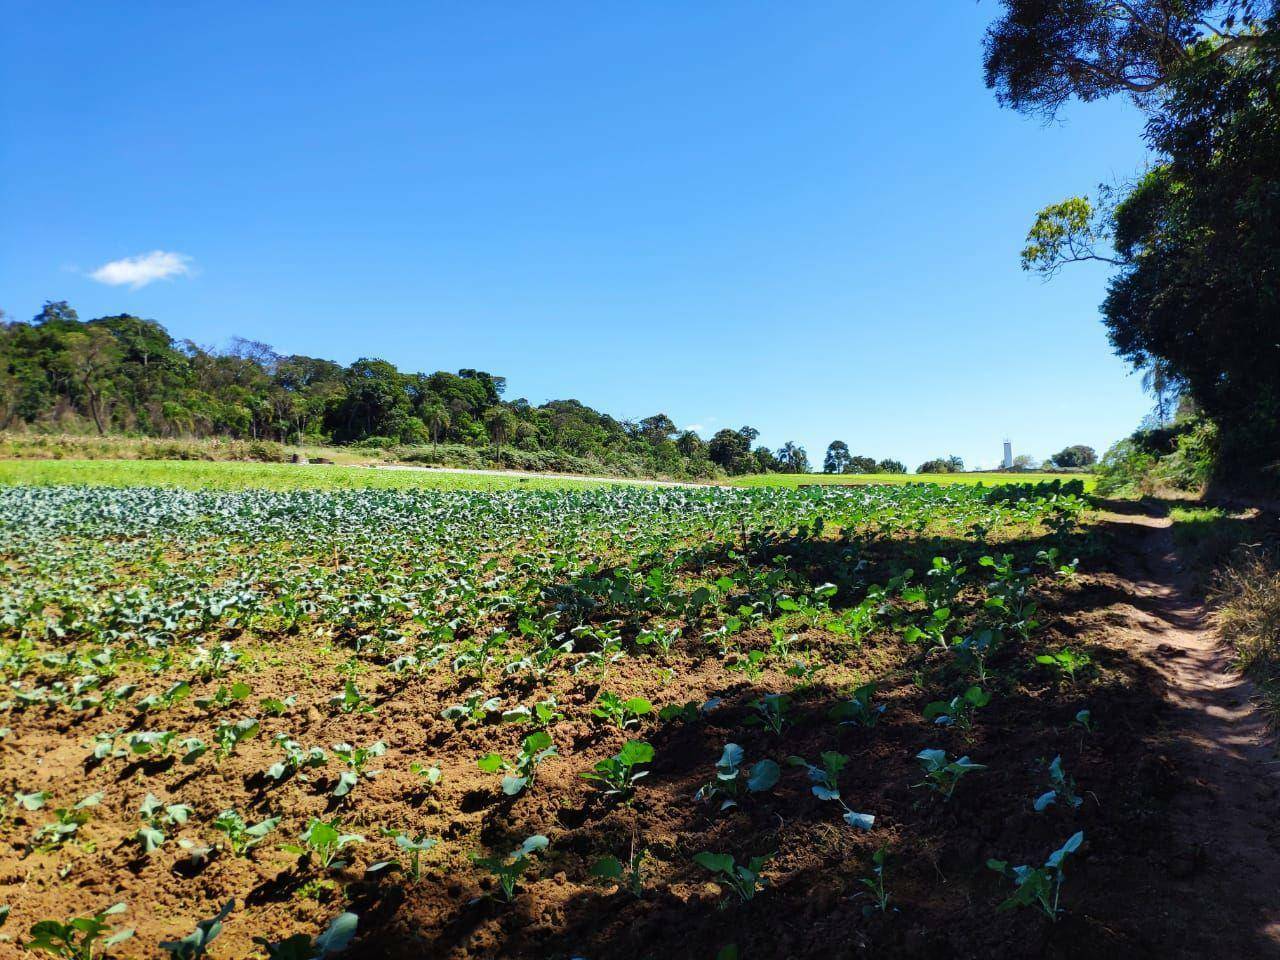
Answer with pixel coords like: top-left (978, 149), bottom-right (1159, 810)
top-left (294, 500), bottom-right (1280, 959)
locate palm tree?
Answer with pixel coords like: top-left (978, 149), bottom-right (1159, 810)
top-left (423, 402), bottom-right (450, 451)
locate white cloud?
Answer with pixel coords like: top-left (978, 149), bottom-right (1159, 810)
top-left (682, 423), bottom-right (705, 433)
top-left (89, 250), bottom-right (193, 289)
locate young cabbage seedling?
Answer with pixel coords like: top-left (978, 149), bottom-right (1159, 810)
top-left (1033, 755), bottom-right (1083, 812)
top-left (1071, 708), bottom-right (1096, 733)
top-left (590, 840), bottom-right (649, 898)
top-left (746, 693), bottom-right (791, 735)
top-left (376, 830), bottom-right (438, 881)
top-left (987, 831), bottom-right (1085, 921)
top-left (582, 740), bottom-right (654, 797)
top-left (329, 678), bottom-right (375, 714)
top-left (331, 741), bottom-right (386, 798)
top-left (159, 899), bottom-right (234, 959)
top-left (286, 818), bottom-right (365, 871)
top-left (265, 737), bottom-right (328, 784)
top-left (914, 749), bottom-right (986, 802)
top-left (410, 761), bottom-right (442, 792)
top-left (828, 682), bottom-right (884, 727)
top-left (922, 686), bottom-right (992, 734)
top-left (33, 793), bottom-right (102, 850)
top-left (786, 752), bottom-right (875, 830)
top-left (212, 809), bottom-right (281, 857)
top-left (135, 793), bottom-right (193, 854)
top-left (26, 902), bottom-right (133, 960)
top-left (213, 717), bottom-right (260, 761)
top-left (1035, 647), bottom-right (1092, 686)
top-left (252, 911), bottom-right (358, 959)
top-left (696, 743), bottom-right (779, 810)
top-left (471, 834), bottom-right (548, 902)
top-left (477, 731), bottom-right (556, 795)
top-left (858, 847), bottom-right (891, 914)
top-left (693, 851), bottom-right (772, 904)
top-left (591, 691), bottom-right (653, 729)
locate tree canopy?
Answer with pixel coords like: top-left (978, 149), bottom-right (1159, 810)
top-left (994, 2), bottom-right (1280, 476)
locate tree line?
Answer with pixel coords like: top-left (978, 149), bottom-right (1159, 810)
top-left (0, 302), bottom-right (862, 479)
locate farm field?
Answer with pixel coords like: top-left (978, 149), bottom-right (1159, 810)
top-left (0, 458), bottom-right (1096, 495)
top-left (0, 460), bottom-right (615, 493)
top-left (3, 477), bottom-right (1270, 959)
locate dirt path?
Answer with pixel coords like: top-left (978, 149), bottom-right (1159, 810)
top-left (1106, 507), bottom-right (1280, 956)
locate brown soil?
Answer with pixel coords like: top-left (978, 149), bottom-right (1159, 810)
top-left (2, 504), bottom-right (1278, 959)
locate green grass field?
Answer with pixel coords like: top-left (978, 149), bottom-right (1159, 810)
top-left (728, 471), bottom-right (1096, 491)
top-left (0, 459), bottom-right (1097, 493)
top-left (0, 459), bottom-right (613, 492)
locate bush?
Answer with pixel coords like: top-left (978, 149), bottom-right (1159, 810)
top-left (1213, 548), bottom-right (1280, 720)
top-left (1095, 416), bottom-right (1217, 496)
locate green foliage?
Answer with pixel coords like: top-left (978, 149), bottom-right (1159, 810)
top-left (695, 743), bottom-right (779, 809)
top-left (472, 835), bottom-right (548, 902)
top-left (288, 818), bottom-right (365, 870)
top-left (477, 731), bottom-right (556, 795)
top-left (582, 740), bottom-right (654, 796)
top-left (693, 851), bottom-right (772, 903)
top-left (988, 831), bottom-right (1085, 920)
top-left (914, 749), bottom-right (986, 801)
top-left (212, 809), bottom-right (281, 857)
top-left (26, 902), bottom-right (133, 959)
top-left (159, 900), bottom-right (234, 959)
top-left (252, 912), bottom-right (359, 959)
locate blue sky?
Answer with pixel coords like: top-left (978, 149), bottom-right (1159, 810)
top-left (0, 2), bottom-right (1153, 469)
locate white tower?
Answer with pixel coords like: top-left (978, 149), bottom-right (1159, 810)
top-left (1002, 440), bottom-right (1013, 470)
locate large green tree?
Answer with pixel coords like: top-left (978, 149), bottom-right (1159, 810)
top-left (990, 2), bottom-right (1280, 474)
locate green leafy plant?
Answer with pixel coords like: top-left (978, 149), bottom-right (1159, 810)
top-left (136, 680), bottom-right (191, 712)
top-left (329, 678), bottom-right (375, 714)
top-left (1034, 755), bottom-right (1083, 812)
top-left (922, 685), bottom-right (992, 733)
top-left (1071, 708), bottom-right (1096, 733)
top-left (135, 792), bottom-right (193, 853)
top-left (1035, 647), bottom-right (1092, 685)
top-left (581, 740), bottom-right (654, 796)
top-left (260, 695), bottom-right (297, 717)
top-left (441, 692), bottom-right (502, 726)
top-left (987, 831), bottom-right (1085, 921)
top-left (591, 691), bottom-right (653, 729)
top-left (128, 730), bottom-right (176, 758)
top-left (213, 717), bottom-right (260, 761)
top-left (195, 681), bottom-right (251, 711)
top-left (472, 834), bottom-right (548, 902)
top-left (252, 911), bottom-right (358, 959)
top-left (331, 741), bottom-right (386, 798)
top-left (693, 851), bottom-right (772, 903)
top-left (212, 809), bottom-right (281, 857)
top-left (477, 731), bottom-right (556, 795)
top-left (410, 761), bottom-right (442, 791)
top-left (787, 752), bottom-right (875, 830)
top-left (33, 792), bottom-right (102, 850)
top-left (695, 743), bottom-right (778, 809)
top-left (265, 737), bottom-right (328, 783)
top-left (590, 840), bottom-right (649, 898)
top-left (286, 818), bottom-right (365, 870)
top-left (26, 902), bottom-right (133, 959)
top-left (828, 682), bottom-right (884, 727)
top-left (914, 748), bottom-right (986, 801)
top-left (858, 847), bottom-right (891, 914)
top-left (745, 693), bottom-right (791, 735)
top-left (382, 831), bottom-right (437, 880)
top-left (159, 899), bottom-right (234, 959)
